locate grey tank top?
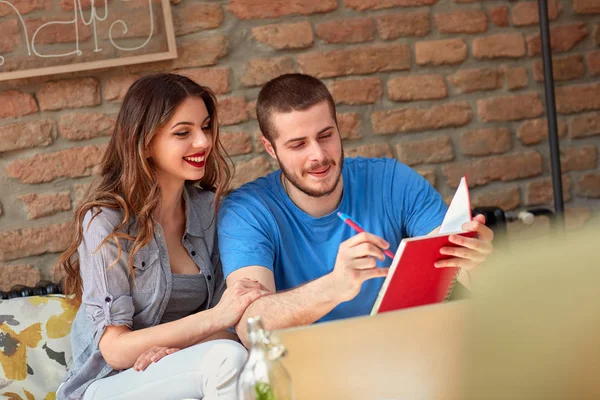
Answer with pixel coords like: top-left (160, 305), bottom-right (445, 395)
top-left (160, 272), bottom-right (208, 324)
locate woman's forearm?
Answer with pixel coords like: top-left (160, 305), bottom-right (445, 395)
top-left (100, 308), bottom-right (225, 370)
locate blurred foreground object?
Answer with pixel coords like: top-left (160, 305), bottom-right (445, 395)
top-left (462, 224), bottom-right (600, 400)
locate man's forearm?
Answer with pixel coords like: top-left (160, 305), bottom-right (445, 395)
top-left (235, 274), bottom-right (339, 347)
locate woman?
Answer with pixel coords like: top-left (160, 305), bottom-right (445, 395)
top-left (56, 73), bottom-right (269, 400)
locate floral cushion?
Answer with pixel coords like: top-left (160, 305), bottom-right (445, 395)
top-left (0, 295), bottom-right (78, 400)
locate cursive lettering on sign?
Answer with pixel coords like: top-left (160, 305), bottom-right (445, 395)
top-left (0, 0), bottom-right (154, 67)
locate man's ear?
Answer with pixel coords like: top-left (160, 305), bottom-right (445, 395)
top-left (261, 136), bottom-right (277, 160)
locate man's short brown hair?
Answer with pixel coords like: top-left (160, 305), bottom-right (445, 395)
top-left (256, 73), bottom-right (337, 144)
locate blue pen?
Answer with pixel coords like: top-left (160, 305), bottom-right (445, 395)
top-left (337, 212), bottom-right (395, 259)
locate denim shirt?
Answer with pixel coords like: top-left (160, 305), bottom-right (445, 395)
top-left (57, 184), bottom-right (225, 400)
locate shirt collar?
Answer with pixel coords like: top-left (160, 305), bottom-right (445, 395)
top-left (183, 182), bottom-right (211, 238)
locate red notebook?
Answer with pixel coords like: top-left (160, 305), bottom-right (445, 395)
top-left (370, 230), bottom-right (477, 315)
top-left (371, 175), bottom-right (474, 315)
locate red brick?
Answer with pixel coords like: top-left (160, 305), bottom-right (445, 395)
top-left (241, 57), bottom-right (296, 87)
top-left (345, 143), bottom-right (392, 159)
top-left (218, 97), bottom-right (248, 126)
top-left (317, 18), bottom-right (373, 44)
top-left (394, 136), bottom-right (454, 166)
top-left (415, 39), bottom-right (467, 66)
top-left (571, 112), bottom-right (600, 139)
top-left (575, 173), bottom-right (600, 198)
top-left (19, 192), bottom-right (72, 220)
top-left (473, 33), bottom-right (526, 59)
top-left (172, 37), bottom-right (227, 69)
top-left (73, 183), bottom-right (92, 206)
top-left (59, 113), bottom-right (116, 141)
top-left (0, 0), bottom-right (50, 17)
top-left (221, 132), bottom-right (252, 156)
top-left (175, 67), bottom-right (230, 95)
top-left (0, 19), bottom-right (20, 53)
top-left (460, 128), bottom-right (512, 157)
top-left (448, 68), bottom-right (501, 93)
top-left (560, 145), bottom-right (597, 172)
top-left (0, 91), bottom-right (38, 119)
top-left (247, 101), bottom-right (257, 120)
top-left (174, 3), bottom-right (223, 36)
top-left (434, 10), bottom-right (487, 34)
top-left (344, 0), bottom-right (436, 11)
top-left (330, 78), bottom-right (382, 105)
top-left (25, 17), bottom-right (92, 44)
top-left (298, 44), bottom-right (410, 78)
top-left (5, 145), bottom-right (107, 184)
top-left (525, 175), bottom-right (572, 205)
top-left (252, 130), bottom-right (265, 153)
top-left (477, 93), bottom-right (543, 122)
top-left (0, 265), bottom-right (40, 291)
top-left (416, 168), bottom-right (436, 186)
top-left (376, 11), bottom-right (430, 40)
top-left (490, 5), bottom-right (509, 27)
top-left (527, 24), bottom-right (588, 56)
top-left (556, 83), bottom-right (600, 114)
top-left (388, 75), bottom-right (447, 101)
top-left (442, 151), bottom-right (543, 188)
top-left (503, 66), bottom-right (529, 90)
top-left (228, 0), bottom-right (337, 19)
top-left (230, 157), bottom-right (272, 189)
top-left (0, 222), bottom-right (71, 262)
top-left (586, 51), bottom-right (600, 76)
top-left (533, 55), bottom-right (585, 82)
top-left (37, 78), bottom-right (100, 111)
top-left (517, 118), bottom-right (568, 145)
top-left (0, 120), bottom-right (55, 153)
top-left (253, 21), bottom-right (314, 49)
top-left (337, 113), bottom-right (362, 140)
top-left (103, 74), bottom-right (139, 101)
top-left (511, 0), bottom-right (561, 26)
top-left (471, 186), bottom-right (520, 211)
top-left (573, 0), bottom-right (600, 14)
top-left (372, 102), bottom-right (472, 134)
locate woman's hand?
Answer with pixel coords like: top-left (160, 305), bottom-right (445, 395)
top-left (212, 278), bottom-right (271, 329)
top-left (133, 346), bottom-right (179, 371)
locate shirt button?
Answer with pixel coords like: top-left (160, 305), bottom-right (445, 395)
top-left (141, 262), bottom-right (146, 267)
top-left (207, 275), bottom-right (212, 281)
top-left (105, 296), bottom-right (111, 303)
top-left (191, 251), bottom-right (196, 256)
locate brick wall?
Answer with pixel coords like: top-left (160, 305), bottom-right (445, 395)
top-left (1, 0), bottom-right (599, 289)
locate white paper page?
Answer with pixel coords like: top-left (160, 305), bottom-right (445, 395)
top-left (439, 176), bottom-right (471, 234)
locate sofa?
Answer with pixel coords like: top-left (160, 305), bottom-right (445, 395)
top-left (0, 283), bottom-right (75, 400)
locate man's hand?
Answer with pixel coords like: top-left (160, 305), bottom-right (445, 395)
top-left (327, 232), bottom-right (390, 303)
top-left (435, 214), bottom-right (494, 270)
top-left (213, 278), bottom-right (271, 329)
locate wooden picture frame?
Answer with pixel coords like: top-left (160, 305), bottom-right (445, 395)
top-left (0, 0), bottom-right (177, 82)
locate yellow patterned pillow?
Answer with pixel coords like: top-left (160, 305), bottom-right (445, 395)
top-left (0, 295), bottom-right (78, 400)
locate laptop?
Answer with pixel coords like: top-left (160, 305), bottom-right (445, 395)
top-left (271, 300), bottom-right (468, 400)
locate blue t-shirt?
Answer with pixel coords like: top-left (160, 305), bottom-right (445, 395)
top-left (218, 157), bottom-right (447, 322)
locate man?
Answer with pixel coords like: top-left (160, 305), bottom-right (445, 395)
top-left (218, 74), bottom-right (494, 345)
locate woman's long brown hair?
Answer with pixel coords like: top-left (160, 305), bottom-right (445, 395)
top-left (57, 73), bottom-right (232, 301)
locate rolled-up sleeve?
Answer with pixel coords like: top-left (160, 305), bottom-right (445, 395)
top-left (79, 209), bottom-right (134, 346)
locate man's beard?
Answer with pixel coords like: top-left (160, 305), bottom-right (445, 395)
top-left (278, 151), bottom-right (344, 198)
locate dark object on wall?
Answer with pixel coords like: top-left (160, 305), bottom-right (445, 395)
top-left (537, 0), bottom-right (565, 228)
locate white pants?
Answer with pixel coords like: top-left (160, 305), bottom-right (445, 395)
top-left (83, 339), bottom-right (247, 400)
